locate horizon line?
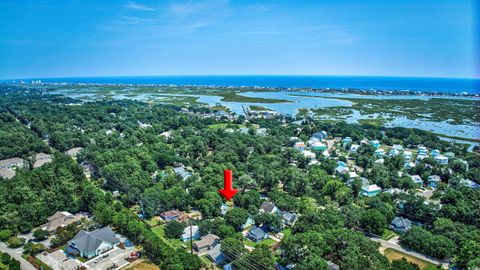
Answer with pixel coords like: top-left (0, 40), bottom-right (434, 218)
top-left (1, 74), bottom-right (479, 81)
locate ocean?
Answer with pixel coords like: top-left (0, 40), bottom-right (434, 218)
top-left (5, 75), bottom-right (480, 94)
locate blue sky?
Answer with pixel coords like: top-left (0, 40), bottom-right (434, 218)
top-left (0, 0), bottom-right (477, 79)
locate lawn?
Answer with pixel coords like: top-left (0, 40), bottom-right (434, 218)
top-left (381, 229), bottom-right (397, 241)
top-left (279, 228), bottom-right (292, 238)
top-left (124, 261), bottom-right (160, 270)
top-left (243, 238), bottom-right (277, 248)
top-left (384, 248), bottom-right (441, 270)
top-left (151, 225), bottom-right (190, 250)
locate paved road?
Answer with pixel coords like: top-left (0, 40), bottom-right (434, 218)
top-left (370, 237), bottom-right (449, 269)
top-left (0, 242), bottom-right (36, 270)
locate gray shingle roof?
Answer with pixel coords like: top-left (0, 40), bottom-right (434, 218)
top-left (68, 227), bottom-right (118, 254)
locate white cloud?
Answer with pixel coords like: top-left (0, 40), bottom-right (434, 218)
top-left (123, 1), bottom-right (155, 11)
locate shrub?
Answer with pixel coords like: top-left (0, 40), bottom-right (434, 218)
top-left (6, 237), bottom-right (26, 248)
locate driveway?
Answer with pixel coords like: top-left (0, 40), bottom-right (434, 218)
top-left (0, 242), bottom-right (36, 270)
top-left (84, 246), bottom-right (134, 270)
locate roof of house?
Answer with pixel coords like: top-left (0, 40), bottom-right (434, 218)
top-left (41, 211), bottom-right (82, 232)
top-left (0, 157), bottom-right (25, 168)
top-left (33, 153), bottom-right (53, 168)
top-left (248, 226), bottom-right (267, 239)
top-left (173, 166), bottom-right (192, 179)
top-left (391, 216), bottom-right (412, 229)
top-left (362, 184), bottom-right (382, 192)
top-left (281, 211), bottom-right (298, 224)
top-left (0, 168), bottom-right (15, 179)
top-left (68, 227), bottom-right (118, 253)
top-left (160, 210), bottom-right (188, 222)
top-left (182, 226), bottom-right (199, 239)
top-left (193, 234), bottom-right (219, 249)
top-left (207, 243), bottom-right (225, 263)
top-left (66, 147), bottom-right (84, 156)
top-left (260, 202), bottom-right (277, 213)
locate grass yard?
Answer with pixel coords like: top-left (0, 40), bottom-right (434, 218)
top-left (279, 228), bottom-right (292, 238)
top-left (244, 237), bottom-right (277, 248)
top-left (384, 248), bottom-right (441, 270)
top-left (151, 225), bottom-right (191, 250)
top-left (381, 229), bottom-right (398, 241)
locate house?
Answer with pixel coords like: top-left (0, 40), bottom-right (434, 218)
top-left (430, 149), bottom-right (441, 158)
top-left (206, 243), bottom-right (226, 265)
top-left (434, 155), bottom-right (449, 165)
top-left (280, 211), bottom-right (298, 227)
top-left (0, 168), bottom-right (15, 179)
top-left (350, 144), bottom-right (360, 153)
top-left (67, 227), bottom-right (119, 259)
top-left (246, 226), bottom-right (268, 242)
top-left (361, 184), bottom-right (382, 197)
top-left (404, 162), bottom-right (416, 169)
top-left (293, 142), bottom-right (306, 151)
top-left (312, 131), bottom-right (328, 140)
top-left (418, 146), bottom-right (428, 156)
top-left (403, 151), bottom-right (413, 162)
top-left (256, 128), bottom-right (268, 136)
top-left (390, 216), bottom-right (412, 233)
top-left (370, 140), bottom-right (380, 149)
top-left (342, 137), bottom-right (352, 147)
top-left (260, 202), bottom-right (278, 214)
top-left (311, 141), bottom-right (327, 151)
top-left (336, 165), bottom-right (349, 175)
top-left (375, 158), bottom-right (385, 164)
top-left (389, 148), bottom-right (400, 157)
top-left (220, 203), bottom-right (229, 215)
top-left (33, 153), bottom-right (52, 168)
top-left (428, 175), bottom-right (441, 189)
top-left (160, 210), bottom-right (188, 223)
top-left (374, 149), bottom-right (385, 158)
top-left (410, 175), bottom-right (423, 186)
top-left (173, 166), bottom-right (192, 180)
top-left (181, 226), bottom-right (200, 242)
top-left (416, 154), bottom-right (428, 162)
top-left (444, 152), bottom-right (455, 159)
top-left (392, 144), bottom-right (403, 151)
top-left (65, 147), bottom-right (84, 158)
top-left (239, 127), bottom-right (249, 134)
top-left (302, 150), bottom-right (316, 160)
top-left (241, 217), bottom-right (255, 230)
top-left (40, 211), bottom-right (83, 232)
top-left (193, 234), bottom-right (220, 252)
top-left (0, 157), bottom-right (26, 169)
top-left (460, 179), bottom-right (480, 189)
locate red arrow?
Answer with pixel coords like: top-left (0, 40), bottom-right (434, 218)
top-left (218, 170), bottom-right (238, 201)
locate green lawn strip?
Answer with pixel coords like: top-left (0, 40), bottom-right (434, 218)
top-left (381, 229), bottom-right (397, 241)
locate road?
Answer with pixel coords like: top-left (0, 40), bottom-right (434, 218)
top-left (0, 242), bottom-right (36, 270)
top-left (370, 237), bottom-right (449, 269)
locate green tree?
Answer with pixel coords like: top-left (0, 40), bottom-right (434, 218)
top-left (224, 208), bottom-right (248, 231)
top-left (165, 221), bottom-right (186, 239)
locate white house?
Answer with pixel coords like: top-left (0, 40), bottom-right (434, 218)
top-left (435, 155), bottom-right (449, 165)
